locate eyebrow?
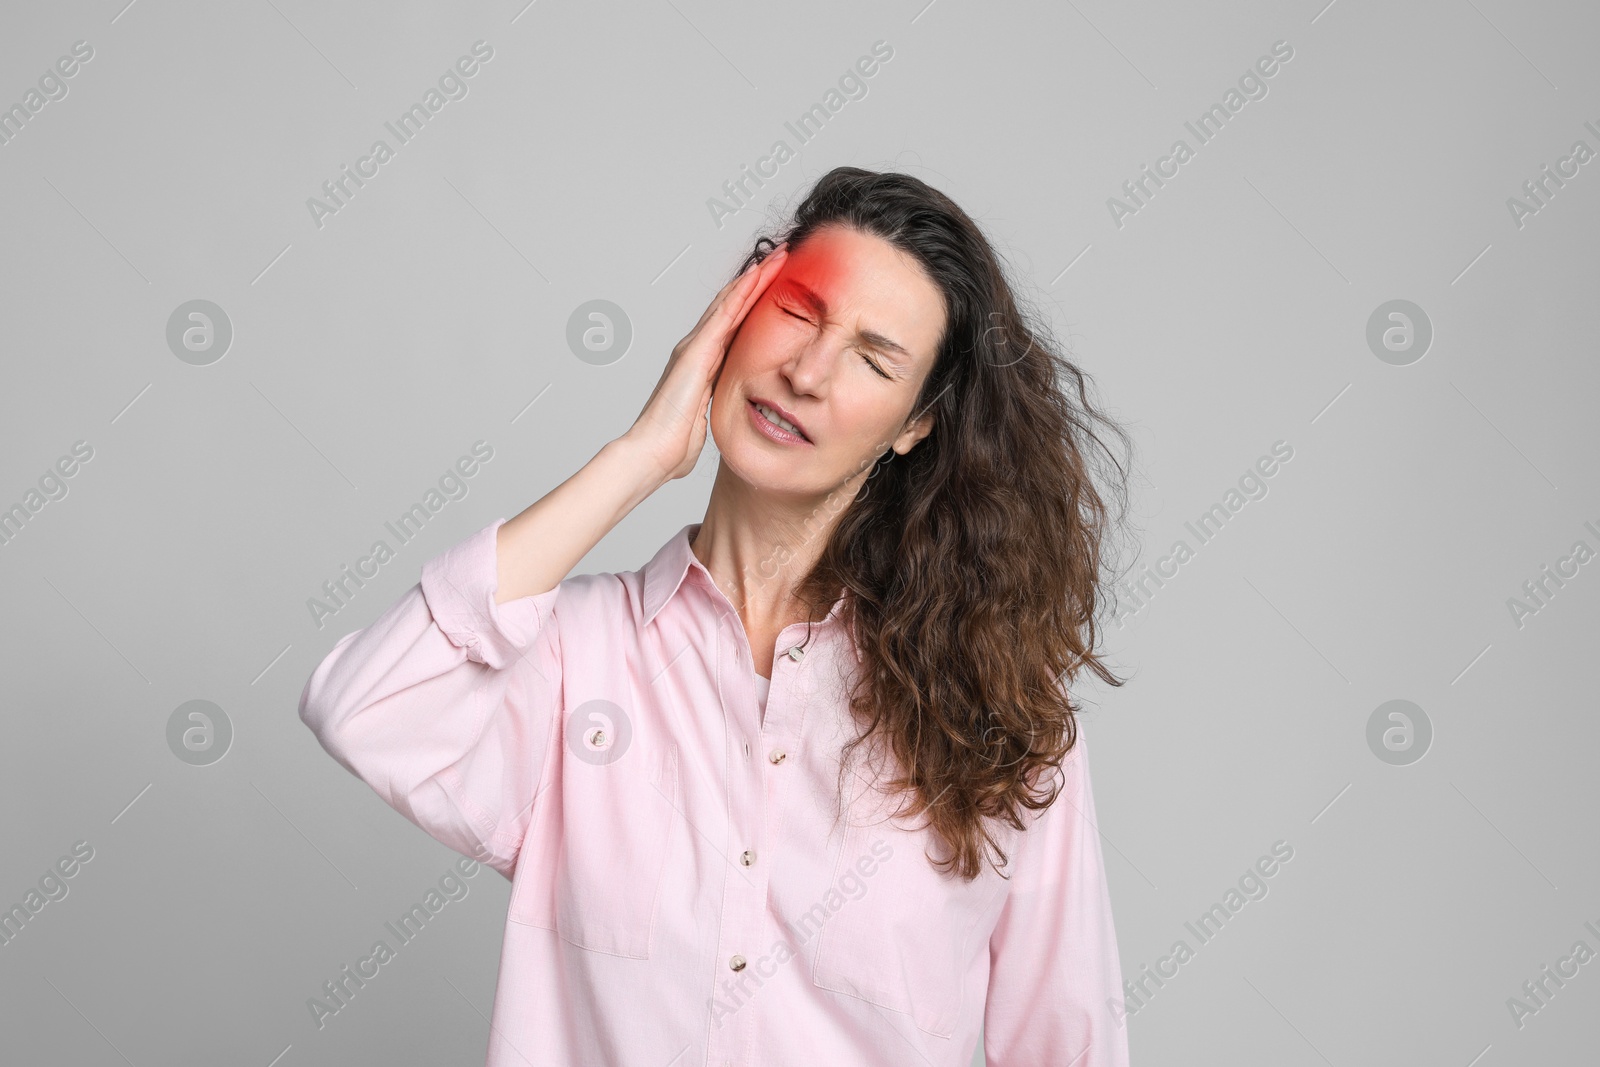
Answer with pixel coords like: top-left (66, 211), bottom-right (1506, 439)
top-left (778, 280), bottom-right (912, 363)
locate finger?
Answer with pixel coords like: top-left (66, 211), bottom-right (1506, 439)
top-left (705, 260), bottom-right (774, 384)
top-left (708, 342), bottom-right (729, 393)
top-left (714, 245), bottom-right (786, 313)
top-left (677, 247), bottom-right (790, 386)
top-left (725, 246), bottom-right (788, 330)
top-left (683, 253), bottom-right (770, 340)
top-left (717, 248), bottom-right (776, 304)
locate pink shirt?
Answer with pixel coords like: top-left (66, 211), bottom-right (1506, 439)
top-left (299, 517), bottom-right (1129, 1066)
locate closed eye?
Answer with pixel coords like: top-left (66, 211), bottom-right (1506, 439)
top-left (780, 305), bottom-right (891, 379)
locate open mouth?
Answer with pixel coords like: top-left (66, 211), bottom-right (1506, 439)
top-left (748, 398), bottom-right (811, 444)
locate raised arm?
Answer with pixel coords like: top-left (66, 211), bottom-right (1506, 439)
top-left (297, 244), bottom-right (789, 876)
top-left (497, 239), bottom-right (789, 601)
top-left (295, 438), bottom-right (654, 878)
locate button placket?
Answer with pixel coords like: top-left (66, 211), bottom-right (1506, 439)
top-left (712, 629), bottom-right (822, 1053)
top-left (707, 605), bottom-right (778, 1064)
top-left (765, 642), bottom-right (804, 765)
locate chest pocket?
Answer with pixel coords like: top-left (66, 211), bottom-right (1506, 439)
top-left (505, 739), bottom-right (681, 960)
top-left (810, 804), bottom-right (1015, 1038)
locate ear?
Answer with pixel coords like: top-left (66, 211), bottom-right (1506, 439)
top-left (893, 410), bottom-right (934, 455)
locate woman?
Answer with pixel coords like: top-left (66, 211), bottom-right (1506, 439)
top-left (300, 166), bottom-right (1134, 1065)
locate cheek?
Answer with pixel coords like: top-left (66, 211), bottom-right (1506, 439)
top-left (725, 311), bottom-right (782, 369)
top-left (863, 395), bottom-right (924, 455)
top-left (825, 398), bottom-right (891, 456)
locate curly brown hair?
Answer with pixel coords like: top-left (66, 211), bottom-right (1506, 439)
top-left (730, 166), bottom-right (1135, 882)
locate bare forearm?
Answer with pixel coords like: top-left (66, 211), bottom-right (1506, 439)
top-left (495, 247), bottom-right (787, 604)
top-left (494, 437), bottom-right (665, 604)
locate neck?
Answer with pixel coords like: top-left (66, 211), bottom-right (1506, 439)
top-left (691, 461), bottom-right (851, 629)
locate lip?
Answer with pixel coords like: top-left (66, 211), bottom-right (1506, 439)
top-left (747, 397), bottom-right (812, 445)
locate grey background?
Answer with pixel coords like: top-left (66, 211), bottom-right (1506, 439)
top-left (1, 0), bottom-right (1596, 1064)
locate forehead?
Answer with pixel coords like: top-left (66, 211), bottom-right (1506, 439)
top-left (779, 225), bottom-right (946, 362)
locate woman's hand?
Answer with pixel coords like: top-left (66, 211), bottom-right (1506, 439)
top-left (622, 244), bottom-right (789, 482)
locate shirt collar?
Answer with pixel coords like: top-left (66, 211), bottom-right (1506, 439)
top-left (640, 522), bottom-right (848, 632)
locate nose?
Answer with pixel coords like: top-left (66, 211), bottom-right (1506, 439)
top-left (779, 328), bottom-right (847, 398)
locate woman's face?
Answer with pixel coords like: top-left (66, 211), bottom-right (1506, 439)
top-left (710, 223), bottom-right (947, 498)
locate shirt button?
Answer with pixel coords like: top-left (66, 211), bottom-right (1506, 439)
top-left (730, 955), bottom-right (747, 971)
top-left (787, 645), bottom-right (805, 662)
top-left (740, 849), bottom-right (756, 866)
top-left (769, 749), bottom-right (787, 764)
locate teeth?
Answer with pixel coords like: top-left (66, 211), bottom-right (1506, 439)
top-left (755, 403), bottom-right (804, 439)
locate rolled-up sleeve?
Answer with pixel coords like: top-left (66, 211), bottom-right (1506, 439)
top-left (297, 517), bottom-right (563, 880)
top-left (983, 731), bottom-right (1130, 1066)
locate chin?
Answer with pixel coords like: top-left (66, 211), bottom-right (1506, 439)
top-left (712, 430), bottom-right (815, 497)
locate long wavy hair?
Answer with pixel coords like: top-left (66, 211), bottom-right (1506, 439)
top-left (730, 167), bottom-right (1135, 882)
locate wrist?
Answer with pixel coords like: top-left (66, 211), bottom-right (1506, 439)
top-left (603, 435), bottom-right (672, 497)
